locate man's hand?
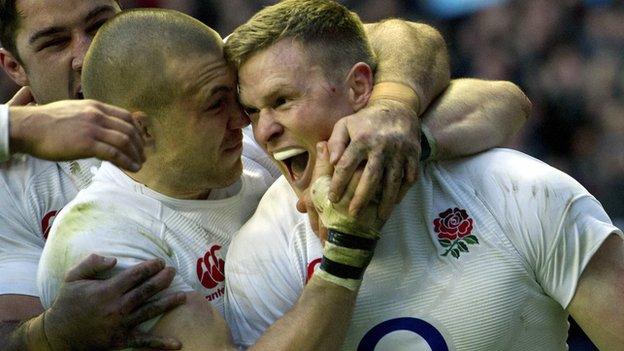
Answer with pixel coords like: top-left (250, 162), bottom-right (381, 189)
top-left (45, 254), bottom-right (185, 350)
top-left (327, 100), bottom-right (420, 220)
top-left (7, 88), bottom-right (146, 172)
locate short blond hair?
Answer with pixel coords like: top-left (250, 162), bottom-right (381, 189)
top-left (83, 9), bottom-right (222, 118)
top-left (225, 0), bottom-right (376, 81)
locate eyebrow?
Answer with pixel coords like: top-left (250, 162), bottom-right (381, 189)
top-left (28, 5), bottom-right (116, 45)
top-left (247, 83), bottom-right (292, 108)
top-left (200, 85), bottom-right (233, 102)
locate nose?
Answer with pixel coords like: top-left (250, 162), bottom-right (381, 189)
top-left (254, 109), bottom-right (283, 146)
top-left (71, 33), bottom-right (93, 72)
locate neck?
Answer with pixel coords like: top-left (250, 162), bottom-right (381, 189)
top-left (125, 161), bottom-right (212, 200)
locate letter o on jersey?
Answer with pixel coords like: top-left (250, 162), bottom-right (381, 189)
top-left (358, 317), bottom-right (449, 351)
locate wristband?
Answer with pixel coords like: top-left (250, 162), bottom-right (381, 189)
top-left (0, 104), bottom-right (9, 162)
top-left (327, 230), bottom-right (377, 251)
top-left (311, 176), bottom-right (381, 290)
top-left (420, 124), bottom-right (437, 161)
top-left (369, 82), bottom-right (420, 115)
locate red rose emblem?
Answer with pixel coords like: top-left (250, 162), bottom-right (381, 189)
top-left (434, 208), bottom-right (479, 259)
top-left (433, 208), bottom-right (473, 240)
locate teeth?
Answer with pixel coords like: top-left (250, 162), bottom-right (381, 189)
top-left (273, 148), bottom-right (306, 161)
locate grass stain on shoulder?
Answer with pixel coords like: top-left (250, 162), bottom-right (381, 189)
top-left (46, 201), bottom-right (104, 277)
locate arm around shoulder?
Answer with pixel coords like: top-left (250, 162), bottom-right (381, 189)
top-left (422, 78), bottom-right (531, 160)
top-left (364, 19), bottom-right (450, 114)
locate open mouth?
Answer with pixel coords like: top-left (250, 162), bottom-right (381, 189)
top-left (274, 148), bottom-right (309, 182)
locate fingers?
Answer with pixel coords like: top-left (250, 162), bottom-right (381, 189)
top-left (378, 157), bottom-right (404, 220)
top-left (65, 254), bottom-right (117, 282)
top-left (327, 119), bottom-right (349, 165)
top-left (109, 259), bottom-right (166, 294)
top-left (97, 116), bottom-right (145, 163)
top-left (120, 267), bottom-right (176, 313)
top-left (91, 140), bottom-right (142, 173)
top-left (328, 143), bottom-right (364, 203)
top-left (348, 152), bottom-right (383, 217)
top-left (125, 292), bottom-right (186, 327)
top-left (92, 101), bottom-right (135, 126)
top-left (126, 332), bottom-right (182, 350)
top-left (7, 86), bottom-right (34, 106)
top-left (397, 159), bottom-right (419, 203)
top-left (312, 142), bottom-right (334, 180)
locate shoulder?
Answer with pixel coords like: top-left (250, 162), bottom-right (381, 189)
top-left (49, 163), bottom-right (163, 250)
top-left (228, 177), bottom-right (305, 261)
top-left (0, 155), bottom-right (63, 190)
top-left (432, 148), bottom-right (589, 203)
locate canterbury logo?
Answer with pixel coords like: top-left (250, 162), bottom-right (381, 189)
top-left (196, 245), bottom-right (226, 289)
top-left (41, 210), bottom-right (59, 240)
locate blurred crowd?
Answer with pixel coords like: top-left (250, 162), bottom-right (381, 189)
top-left (3, 0), bottom-right (623, 228)
top-left (2, 1), bottom-right (622, 218)
top-left (1, 1), bottom-right (620, 350)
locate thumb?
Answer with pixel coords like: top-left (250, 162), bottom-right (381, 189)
top-left (7, 86), bottom-right (34, 106)
top-left (65, 254), bottom-right (117, 282)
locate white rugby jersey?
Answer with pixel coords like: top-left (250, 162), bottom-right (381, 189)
top-left (0, 155), bottom-right (98, 297)
top-left (1, 126), bottom-right (276, 298)
top-left (38, 153), bottom-right (276, 317)
top-left (225, 148), bottom-right (621, 351)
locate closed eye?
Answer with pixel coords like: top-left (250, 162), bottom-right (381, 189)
top-left (206, 97), bottom-right (226, 112)
top-left (273, 97), bottom-right (287, 108)
top-left (87, 19), bottom-right (108, 36)
top-left (38, 37), bottom-right (70, 51)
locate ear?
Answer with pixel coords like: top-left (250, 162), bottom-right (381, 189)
top-left (0, 48), bottom-right (29, 86)
top-left (345, 62), bottom-right (373, 111)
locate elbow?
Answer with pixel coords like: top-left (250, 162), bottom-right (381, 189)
top-left (496, 81), bottom-right (531, 140)
top-left (498, 81), bottom-right (531, 120)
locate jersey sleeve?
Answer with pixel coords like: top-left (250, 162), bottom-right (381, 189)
top-left (0, 104), bottom-right (9, 162)
top-left (537, 195), bottom-right (622, 307)
top-left (452, 149), bottom-right (622, 308)
top-left (224, 179), bottom-right (311, 348)
top-left (37, 197), bottom-right (192, 310)
top-left (0, 165), bottom-right (47, 297)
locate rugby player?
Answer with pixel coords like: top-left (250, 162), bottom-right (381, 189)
top-left (223, 1), bottom-right (624, 350)
top-left (36, 6), bottom-right (532, 351)
top-left (0, 0), bottom-right (522, 349)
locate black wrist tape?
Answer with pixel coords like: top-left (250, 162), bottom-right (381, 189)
top-left (320, 256), bottom-right (366, 280)
top-left (327, 229), bottom-right (378, 251)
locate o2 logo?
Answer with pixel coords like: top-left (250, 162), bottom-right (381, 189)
top-left (358, 318), bottom-right (449, 351)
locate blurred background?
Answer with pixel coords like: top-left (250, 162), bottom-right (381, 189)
top-left (1, 1), bottom-right (622, 349)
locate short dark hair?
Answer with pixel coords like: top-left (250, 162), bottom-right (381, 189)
top-left (0, 0), bottom-right (122, 62)
top-left (0, 0), bottom-right (22, 61)
top-left (225, 0), bottom-right (376, 81)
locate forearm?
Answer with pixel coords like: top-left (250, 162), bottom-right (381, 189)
top-left (365, 20), bottom-right (450, 114)
top-left (0, 315), bottom-right (50, 351)
top-left (7, 106), bottom-right (35, 155)
top-left (250, 277), bottom-right (357, 351)
top-left (422, 78), bottom-right (531, 160)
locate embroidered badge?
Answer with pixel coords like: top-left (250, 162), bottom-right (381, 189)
top-left (434, 208), bottom-right (479, 259)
